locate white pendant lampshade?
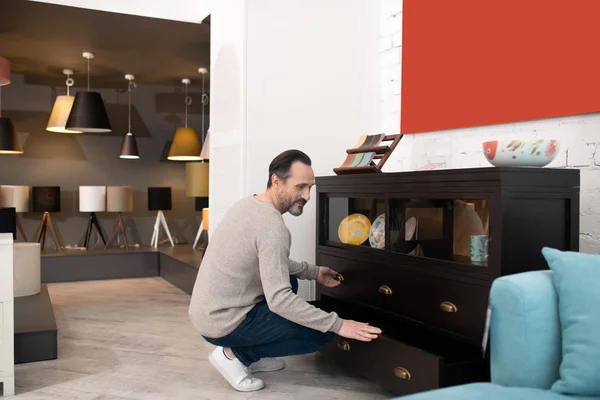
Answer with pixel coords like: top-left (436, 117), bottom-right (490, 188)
top-left (79, 186), bottom-right (106, 212)
top-left (46, 69), bottom-right (82, 134)
top-left (200, 128), bottom-right (210, 160)
top-left (107, 186), bottom-right (133, 212)
top-left (0, 185), bottom-right (29, 212)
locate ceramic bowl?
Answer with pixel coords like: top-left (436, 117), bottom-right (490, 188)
top-left (483, 139), bottom-right (560, 167)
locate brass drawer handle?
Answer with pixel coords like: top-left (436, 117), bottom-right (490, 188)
top-left (394, 367), bottom-right (412, 380)
top-left (379, 285), bottom-right (392, 295)
top-left (333, 273), bottom-right (344, 283)
top-left (337, 340), bottom-right (350, 351)
top-left (440, 301), bottom-right (458, 313)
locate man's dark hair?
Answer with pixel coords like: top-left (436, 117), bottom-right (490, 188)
top-left (267, 150), bottom-right (312, 188)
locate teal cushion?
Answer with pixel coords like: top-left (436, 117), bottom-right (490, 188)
top-left (542, 247), bottom-right (600, 396)
top-left (489, 271), bottom-right (561, 389)
top-left (393, 382), bottom-right (599, 400)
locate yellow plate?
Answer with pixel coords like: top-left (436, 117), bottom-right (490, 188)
top-left (338, 214), bottom-right (372, 245)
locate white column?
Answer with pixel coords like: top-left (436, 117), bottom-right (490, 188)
top-left (0, 233), bottom-right (15, 396)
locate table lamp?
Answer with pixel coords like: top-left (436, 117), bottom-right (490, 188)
top-left (0, 185), bottom-right (29, 241)
top-left (32, 186), bottom-right (62, 250)
top-left (79, 186), bottom-right (106, 249)
top-left (148, 187), bottom-right (174, 248)
top-left (186, 161), bottom-right (209, 249)
top-left (105, 186), bottom-right (133, 249)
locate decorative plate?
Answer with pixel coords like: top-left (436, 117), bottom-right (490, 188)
top-left (369, 213), bottom-right (386, 249)
top-left (338, 213), bottom-right (371, 245)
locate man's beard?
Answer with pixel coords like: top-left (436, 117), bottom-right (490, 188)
top-left (277, 192), bottom-right (307, 216)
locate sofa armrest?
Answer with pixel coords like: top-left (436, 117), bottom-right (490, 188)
top-left (489, 270), bottom-right (561, 389)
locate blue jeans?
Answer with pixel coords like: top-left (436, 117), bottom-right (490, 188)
top-left (203, 276), bottom-right (335, 366)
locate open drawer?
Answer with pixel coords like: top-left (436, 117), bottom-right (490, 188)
top-left (315, 297), bottom-right (486, 396)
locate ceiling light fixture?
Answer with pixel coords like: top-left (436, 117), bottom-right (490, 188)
top-left (120, 74), bottom-right (140, 159)
top-left (167, 78), bottom-right (201, 161)
top-left (46, 69), bottom-right (82, 134)
top-left (65, 52), bottom-right (112, 133)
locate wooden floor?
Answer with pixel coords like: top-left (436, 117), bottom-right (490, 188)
top-left (11, 278), bottom-right (393, 400)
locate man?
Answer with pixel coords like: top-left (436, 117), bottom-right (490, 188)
top-left (189, 150), bottom-right (382, 392)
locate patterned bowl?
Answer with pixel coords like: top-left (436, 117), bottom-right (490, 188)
top-left (483, 139), bottom-right (560, 167)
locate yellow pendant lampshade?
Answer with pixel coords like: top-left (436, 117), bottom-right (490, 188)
top-left (186, 160), bottom-right (209, 197)
top-left (47, 69), bottom-right (82, 134)
top-left (168, 78), bottom-right (201, 161)
top-left (169, 127), bottom-right (201, 161)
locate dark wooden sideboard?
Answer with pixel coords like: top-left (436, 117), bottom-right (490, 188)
top-left (314, 167), bottom-right (580, 396)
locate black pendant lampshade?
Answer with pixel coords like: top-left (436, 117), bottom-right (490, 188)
top-left (65, 91), bottom-right (111, 133)
top-left (120, 132), bottom-right (139, 159)
top-left (32, 186), bottom-right (61, 213)
top-left (0, 117), bottom-right (23, 154)
top-left (148, 187), bottom-right (172, 211)
top-left (195, 196), bottom-right (208, 211)
top-left (0, 207), bottom-right (16, 240)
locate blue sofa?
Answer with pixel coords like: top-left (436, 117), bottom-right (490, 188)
top-left (396, 270), bottom-right (599, 400)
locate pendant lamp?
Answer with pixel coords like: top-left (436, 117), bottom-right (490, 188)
top-left (65, 52), bottom-right (112, 133)
top-left (0, 69), bottom-right (23, 154)
top-left (0, 56), bottom-right (10, 86)
top-left (46, 69), bottom-right (82, 133)
top-left (167, 78), bottom-right (201, 161)
top-left (120, 74), bottom-right (140, 159)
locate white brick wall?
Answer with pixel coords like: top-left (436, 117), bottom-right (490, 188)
top-left (380, 0), bottom-right (600, 254)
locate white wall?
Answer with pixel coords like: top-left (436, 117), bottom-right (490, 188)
top-left (28, 0), bottom-right (210, 23)
top-left (381, 0), bottom-right (600, 254)
top-left (208, 0), bottom-right (247, 238)
top-left (210, 0), bottom-right (382, 298)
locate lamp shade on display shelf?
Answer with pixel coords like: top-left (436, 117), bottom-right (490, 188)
top-left (0, 117), bottom-right (23, 154)
top-left (0, 207), bottom-right (16, 240)
top-left (0, 56), bottom-right (10, 86)
top-left (0, 185), bottom-right (29, 213)
top-left (186, 161), bottom-right (209, 197)
top-left (148, 187), bottom-right (172, 211)
top-left (195, 196), bottom-right (208, 211)
top-left (202, 208), bottom-right (209, 231)
top-left (168, 128), bottom-right (201, 161)
top-left (107, 186), bottom-right (133, 212)
top-left (32, 186), bottom-right (60, 213)
top-left (79, 186), bottom-right (106, 212)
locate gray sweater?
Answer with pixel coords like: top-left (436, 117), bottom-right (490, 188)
top-left (189, 196), bottom-right (343, 338)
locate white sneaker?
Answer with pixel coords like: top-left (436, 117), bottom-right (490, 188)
top-left (249, 357), bottom-right (286, 373)
top-left (208, 347), bottom-right (265, 392)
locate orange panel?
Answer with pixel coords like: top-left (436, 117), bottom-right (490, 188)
top-left (401, 0), bottom-right (600, 134)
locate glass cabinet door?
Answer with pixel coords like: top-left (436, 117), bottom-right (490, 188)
top-left (324, 196), bottom-right (386, 249)
top-left (389, 197), bottom-right (491, 267)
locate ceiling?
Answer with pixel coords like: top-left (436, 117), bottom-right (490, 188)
top-left (0, 0), bottom-right (210, 89)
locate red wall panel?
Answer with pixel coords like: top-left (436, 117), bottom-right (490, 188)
top-left (400, 0), bottom-right (600, 134)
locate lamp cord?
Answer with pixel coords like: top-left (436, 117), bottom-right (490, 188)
top-left (184, 82), bottom-right (189, 128)
top-left (128, 81), bottom-right (132, 132)
top-left (87, 56), bottom-right (90, 92)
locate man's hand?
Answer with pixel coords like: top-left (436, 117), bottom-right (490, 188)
top-left (338, 319), bottom-right (382, 342)
top-left (317, 266), bottom-right (341, 288)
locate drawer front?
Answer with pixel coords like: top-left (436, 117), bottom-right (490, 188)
top-left (318, 254), bottom-right (387, 307)
top-left (323, 334), bottom-right (441, 396)
top-left (379, 270), bottom-right (490, 340)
